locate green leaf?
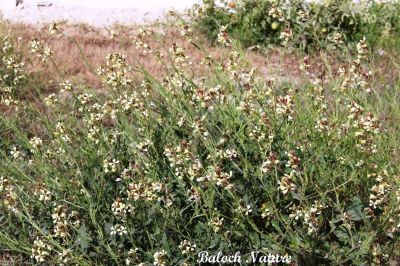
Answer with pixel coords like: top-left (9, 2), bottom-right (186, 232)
top-left (77, 224), bottom-right (89, 251)
top-left (345, 197), bottom-right (365, 221)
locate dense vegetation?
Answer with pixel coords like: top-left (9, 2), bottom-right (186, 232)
top-left (0, 1), bottom-right (399, 265)
top-left (193, 0), bottom-right (400, 50)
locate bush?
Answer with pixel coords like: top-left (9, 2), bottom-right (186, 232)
top-left (0, 22), bottom-right (399, 265)
top-left (192, 0), bottom-right (400, 50)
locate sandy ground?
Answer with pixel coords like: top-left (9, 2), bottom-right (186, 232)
top-left (0, 0), bottom-right (200, 26)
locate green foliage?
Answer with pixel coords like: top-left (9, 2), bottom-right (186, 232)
top-left (193, 0), bottom-right (400, 50)
top-left (0, 21), bottom-right (400, 265)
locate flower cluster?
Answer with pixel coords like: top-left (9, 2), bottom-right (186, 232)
top-left (31, 237), bottom-right (51, 263)
top-left (368, 171), bottom-right (391, 210)
top-left (179, 240), bottom-right (197, 255)
top-left (289, 201), bottom-right (325, 235)
top-left (0, 176), bottom-right (18, 213)
top-left (134, 28), bottom-right (153, 55)
top-left (348, 101), bottom-right (380, 154)
top-left (275, 94), bottom-right (295, 121)
top-left (103, 158), bottom-right (120, 174)
top-left (127, 180), bottom-right (164, 202)
top-left (28, 39), bottom-right (53, 63)
top-left (97, 52), bottom-right (133, 89)
top-left (1, 37), bottom-right (25, 111)
top-left (29, 136), bottom-right (43, 154)
top-left (169, 43), bottom-right (192, 68)
top-left (164, 140), bottom-right (197, 180)
top-left (217, 25), bottom-right (231, 47)
top-left (52, 205), bottom-right (81, 239)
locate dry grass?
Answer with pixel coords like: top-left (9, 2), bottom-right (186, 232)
top-left (2, 21), bottom-right (399, 94)
top-left (5, 22), bottom-right (306, 89)
top-left (0, 253), bottom-right (26, 266)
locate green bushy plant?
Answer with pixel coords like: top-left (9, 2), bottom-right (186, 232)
top-left (192, 0), bottom-right (400, 50)
top-left (360, 1), bottom-right (400, 49)
top-left (0, 23), bottom-right (399, 265)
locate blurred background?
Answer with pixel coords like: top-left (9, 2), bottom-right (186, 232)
top-left (0, 0), bottom-right (201, 26)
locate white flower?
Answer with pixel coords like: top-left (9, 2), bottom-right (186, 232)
top-left (103, 158), bottom-right (120, 173)
top-left (60, 80), bottom-right (72, 92)
top-left (110, 223), bottom-right (128, 236)
top-left (31, 237), bottom-right (51, 263)
top-left (44, 93), bottom-right (58, 106)
top-left (10, 146), bottom-right (22, 159)
top-left (153, 250), bottom-right (167, 266)
top-left (178, 240), bottom-right (196, 255)
top-left (217, 25), bottom-right (231, 47)
top-left (29, 137), bottom-right (43, 153)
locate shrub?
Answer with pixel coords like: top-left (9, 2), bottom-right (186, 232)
top-left (192, 0), bottom-right (400, 50)
top-left (0, 22), bottom-right (399, 265)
